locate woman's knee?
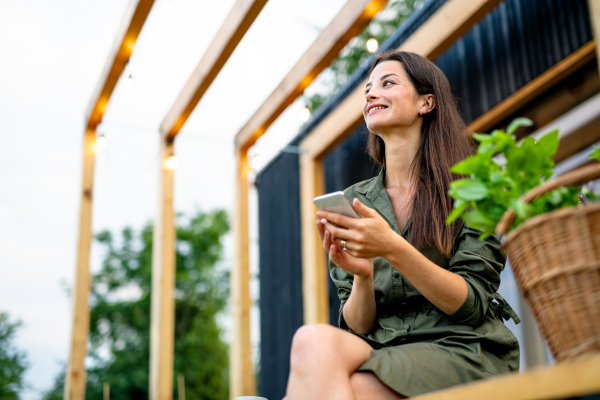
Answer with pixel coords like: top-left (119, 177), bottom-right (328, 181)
top-left (290, 324), bottom-right (340, 370)
top-left (350, 372), bottom-right (405, 400)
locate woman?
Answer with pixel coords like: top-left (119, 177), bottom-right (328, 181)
top-left (284, 51), bottom-right (520, 399)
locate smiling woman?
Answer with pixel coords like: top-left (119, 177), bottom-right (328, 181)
top-left (284, 51), bottom-right (520, 400)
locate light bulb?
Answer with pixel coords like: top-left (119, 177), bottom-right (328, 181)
top-left (301, 107), bottom-right (310, 122)
top-left (97, 134), bottom-right (107, 149)
top-left (251, 155), bottom-right (262, 170)
top-left (165, 155), bottom-right (178, 170)
top-left (162, 0), bottom-right (170, 12)
top-left (366, 38), bottom-right (378, 53)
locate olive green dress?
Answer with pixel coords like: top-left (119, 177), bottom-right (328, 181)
top-left (329, 171), bottom-right (521, 397)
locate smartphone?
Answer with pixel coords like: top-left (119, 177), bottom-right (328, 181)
top-left (313, 191), bottom-right (362, 219)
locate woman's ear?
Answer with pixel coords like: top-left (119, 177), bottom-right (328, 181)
top-left (421, 94), bottom-right (435, 114)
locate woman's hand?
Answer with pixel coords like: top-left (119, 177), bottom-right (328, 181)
top-left (317, 216), bottom-right (373, 278)
top-left (317, 198), bottom-right (400, 260)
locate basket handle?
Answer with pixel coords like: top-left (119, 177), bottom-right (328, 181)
top-left (496, 162), bottom-right (600, 236)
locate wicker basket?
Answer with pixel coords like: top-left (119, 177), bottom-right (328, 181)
top-left (496, 162), bottom-right (600, 361)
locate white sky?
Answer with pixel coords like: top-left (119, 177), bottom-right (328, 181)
top-left (0, 0), bottom-right (348, 397)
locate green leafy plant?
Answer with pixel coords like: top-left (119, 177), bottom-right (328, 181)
top-left (446, 118), bottom-right (600, 239)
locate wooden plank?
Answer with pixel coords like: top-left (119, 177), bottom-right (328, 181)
top-left (64, 129), bottom-right (97, 400)
top-left (231, 150), bottom-right (255, 399)
top-left (299, 154), bottom-right (329, 325)
top-left (299, 0), bottom-right (503, 327)
top-left (86, 0), bottom-right (154, 129)
top-left (234, 0), bottom-right (389, 152)
top-left (149, 139), bottom-right (177, 400)
top-left (590, 0), bottom-right (600, 72)
top-left (411, 353), bottom-right (600, 400)
top-left (160, 0), bottom-right (268, 141)
top-left (467, 40), bottom-right (597, 134)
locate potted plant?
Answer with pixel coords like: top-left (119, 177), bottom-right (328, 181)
top-left (447, 117), bottom-right (600, 361)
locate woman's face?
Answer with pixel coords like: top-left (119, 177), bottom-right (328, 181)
top-left (362, 60), bottom-right (422, 134)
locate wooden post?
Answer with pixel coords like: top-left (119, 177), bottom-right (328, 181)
top-left (64, 128), bottom-right (97, 400)
top-left (231, 149), bottom-right (255, 399)
top-left (103, 382), bottom-right (110, 400)
top-left (149, 139), bottom-right (177, 400)
top-left (299, 155), bottom-right (329, 325)
top-left (177, 374), bottom-right (185, 400)
top-left (589, 0), bottom-right (600, 73)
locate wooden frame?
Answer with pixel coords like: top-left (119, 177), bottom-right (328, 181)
top-left (299, 0), bottom-right (504, 325)
top-left (231, 0), bottom-right (388, 395)
top-left (153, 1), bottom-right (268, 398)
top-left (65, 1), bottom-right (154, 398)
top-left (411, 354), bottom-right (600, 400)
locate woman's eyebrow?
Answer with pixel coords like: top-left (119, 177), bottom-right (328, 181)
top-left (380, 73), bottom-right (400, 81)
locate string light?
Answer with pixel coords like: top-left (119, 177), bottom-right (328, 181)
top-left (366, 38), bottom-right (379, 53)
top-left (124, 74), bottom-right (134, 90)
top-left (165, 155), bottom-right (178, 170)
top-left (97, 133), bottom-right (107, 149)
top-left (301, 107), bottom-right (310, 122)
top-left (251, 155), bottom-right (262, 170)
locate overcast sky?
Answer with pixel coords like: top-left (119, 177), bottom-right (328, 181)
top-left (0, 0), bottom-right (349, 397)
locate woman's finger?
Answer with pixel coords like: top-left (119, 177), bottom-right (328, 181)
top-left (323, 230), bottom-right (332, 254)
top-left (316, 219), bottom-right (325, 241)
top-left (321, 219), bottom-right (354, 241)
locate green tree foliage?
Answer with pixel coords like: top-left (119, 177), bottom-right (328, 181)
top-left (43, 210), bottom-right (230, 400)
top-left (305, 0), bottom-right (424, 112)
top-left (0, 313), bottom-right (29, 399)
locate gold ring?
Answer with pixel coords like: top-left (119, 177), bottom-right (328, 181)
top-left (340, 240), bottom-right (347, 249)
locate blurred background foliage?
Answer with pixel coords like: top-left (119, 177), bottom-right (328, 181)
top-left (0, 313), bottom-right (29, 399)
top-left (43, 210), bottom-right (230, 400)
top-left (305, 0), bottom-right (424, 112)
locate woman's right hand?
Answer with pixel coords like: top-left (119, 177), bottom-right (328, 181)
top-left (317, 218), bottom-right (374, 279)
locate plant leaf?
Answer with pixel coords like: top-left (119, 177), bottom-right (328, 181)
top-left (446, 200), bottom-right (468, 224)
top-left (449, 178), bottom-right (489, 201)
top-left (507, 117), bottom-right (533, 135)
top-left (462, 209), bottom-right (495, 231)
top-left (538, 129), bottom-right (559, 157)
top-left (589, 146), bottom-right (600, 162)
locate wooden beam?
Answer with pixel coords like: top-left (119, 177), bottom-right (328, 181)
top-left (64, 129), bottom-right (97, 400)
top-left (149, 139), bottom-right (177, 400)
top-left (410, 354), bottom-right (600, 400)
top-left (66, 2), bottom-right (154, 398)
top-left (234, 0), bottom-right (389, 152)
top-left (299, 0), bottom-right (504, 326)
top-left (589, 0), bottom-right (600, 72)
top-left (160, 0), bottom-right (268, 141)
top-left (86, 0), bottom-right (154, 129)
top-left (467, 40), bottom-right (597, 134)
top-left (299, 154), bottom-right (329, 325)
top-left (231, 150), bottom-right (255, 399)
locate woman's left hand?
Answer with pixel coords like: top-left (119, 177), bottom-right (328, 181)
top-left (317, 198), bottom-right (400, 259)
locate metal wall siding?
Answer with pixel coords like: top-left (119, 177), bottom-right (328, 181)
top-left (436, 0), bottom-right (592, 124)
top-left (256, 152), bottom-right (303, 400)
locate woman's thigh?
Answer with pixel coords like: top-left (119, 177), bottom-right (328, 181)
top-left (350, 372), bottom-right (406, 400)
top-left (291, 324), bottom-right (374, 374)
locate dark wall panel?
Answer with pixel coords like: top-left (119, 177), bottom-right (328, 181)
top-left (256, 152), bottom-right (303, 400)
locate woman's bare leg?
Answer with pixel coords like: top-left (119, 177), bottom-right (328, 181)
top-left (351, 372), bottom-right (406, 399)
top-left (285, 324), bottom-right (374, 400)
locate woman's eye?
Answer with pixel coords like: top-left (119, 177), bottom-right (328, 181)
top-left (383, 80), bottom-right (394, 87)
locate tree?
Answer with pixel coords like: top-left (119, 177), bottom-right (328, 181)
top-left (43, 210), bottom-right (230, 400)
top-left (0, 313), bottom-right (29, 399)
top-left (306, 0), bottom-right (424, 112)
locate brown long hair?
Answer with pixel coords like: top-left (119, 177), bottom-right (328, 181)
top-left (366, 51), bottom-right (473, 256)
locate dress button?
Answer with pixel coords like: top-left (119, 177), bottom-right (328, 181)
top-left (393, 270), bottom-right (400, 278)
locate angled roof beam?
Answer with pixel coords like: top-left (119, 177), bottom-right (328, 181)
top-left (86, 0), bottom-right (155, 129)
top-left (160, 0), bottom-right (268, 141)
top-left (234, 0), bottom-right (389, 152)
